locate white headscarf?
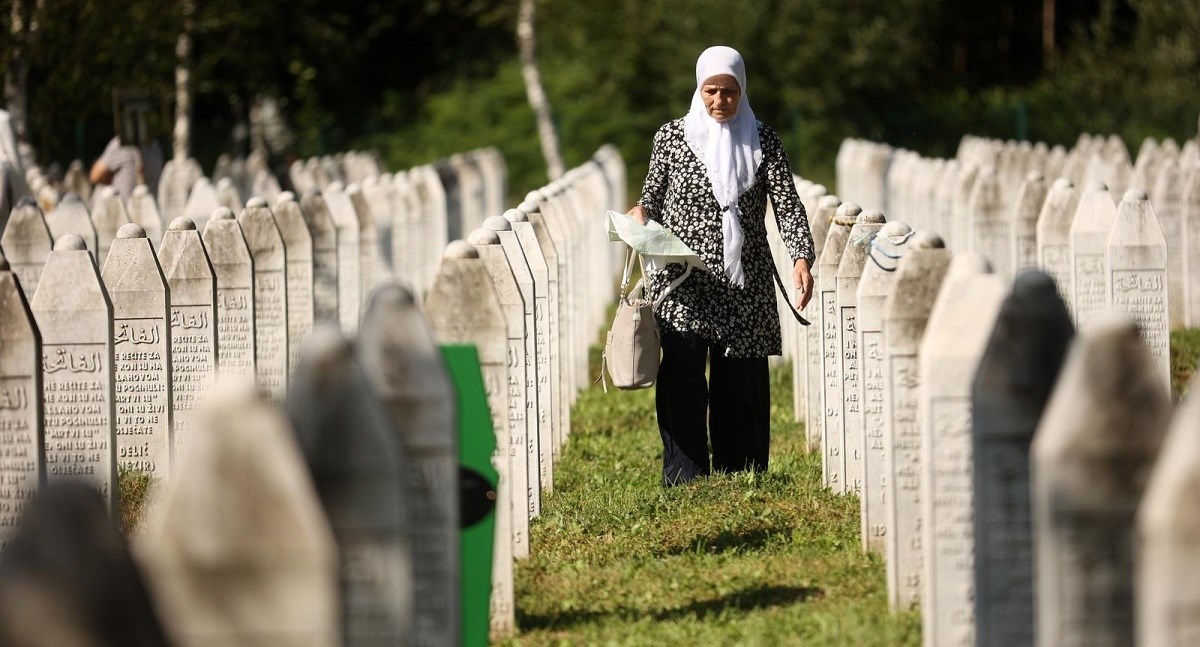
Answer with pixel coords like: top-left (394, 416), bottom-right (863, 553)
top-left (684, 45), bottom-right (761, 287)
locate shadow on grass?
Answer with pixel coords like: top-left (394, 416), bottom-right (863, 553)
top-left (653, 525), bottom-right (784, 557)
top-left (518, 584), bottom-right (825, 630)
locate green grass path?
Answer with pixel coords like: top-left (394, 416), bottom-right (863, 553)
top-left (505, 364), bottom-right (921, 646)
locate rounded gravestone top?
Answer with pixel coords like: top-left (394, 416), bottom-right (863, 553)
top-left (910, 231), bottom-right (946, 249)
top-left (1085, 180), bottom-right (1109, 192)
top-left (843, 203), bottom-right (863, 218)
top-left (345, 183), bottom-right (362, 193)
top-left (1123, 188), bottom-right (1149, 202)
top-left (880, 221), bottom-right (914, 239)
top-left (168, 217), bottom-right (197, 231)
top-left (858, 209), bottom-right (886, 224)
top-left (817, 195), bottom-right (841, 210)
top-left (211, 207), bottom-right (235, 221)
top-left (246, 196), bottom-right (268, 209)
top-left (517, 201), bottom-right (539, 214)
top-left (116, 223), bottom-right (147, 239)
top-left (216, 177), bottom-right (233, 189)
top-left (1026, 171), bottom-right (1045, 182)
top-left (275, 191), bottom-right (296, 204)
top-left (0, 249), bottom-right (8, 271)
top-left (94, 186), bottom-right (117, 201)
top-left (504, 209), bottom-right (528, 223)
top-left (483, 215), bottom-right (512, 232)
top-left (444, 240), bottom-right (480, 260)
top-left (327, 180), bottom-right (346, 192)
top-left (808, 184), bottom-right (828, 196)
top-left (133, 184), bottom-right (150, 197)
top-left (54, 234), bottom-right (88, 251)
top-left (380, 172), bottom-right (393, 183)
top-left (523, 191), bottom-right (544, 204)
top-left (16, 196), bottom-right (37, 208)
top-left (1052, 177), bottom-right (1074, 190)
top-left (467, 228), bottom-right (501, 246)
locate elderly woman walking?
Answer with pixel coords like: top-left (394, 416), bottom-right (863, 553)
top-left (628, 45), bottom-right (816, 486)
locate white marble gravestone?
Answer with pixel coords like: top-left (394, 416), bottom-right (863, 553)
top-left (1137, 371), bottom-right (1200, 647)
top-left (518, 200), bottom-right (571, 450)
top-left (423, 240), bottom-right (514, 636)
top-left (158, 217), bottom-right (216, 451)
top-left (324, 184), bottom-right (362, 333)
top-left (918, 254), bottom-right (1006, 647)
top-left (202, 208), bottom-right (256, 383)
top-left (505, 209), bottom-right (560, 459)
top-left (1032, 312), bottom-right (1170, 647)
top-left (31, 235), bottom-right (116, 513)
top-left (1010, 172), bottom-right (1048, 272)
top-left (1184, 167), bottom-right (1200, 327)
top-left (299, 191), bottom-right (340, 324)
top-left (818, 202), bottom-right (860, 491)
top-left (805, 195), bottom-right (842, 451)
top-left (102, 224), bottom-right (173, 480)
top-left (129, 185), bottom-right (165, 249)
top-left (45, 193), bottom-right (98, 254)
top-left (1151, 160), bottom-right (1186, 328)
top-left (855, 221), bottom-right (915, 554)
top-left (271, 193), bottom-right (315, 375)
top-left (1036, 178), bottom-right (1079, 308)
top-left (882, 237), bottom-right (952, 611)
top-left (138, 384), bottom-right (339, 647)
top-left (1069, 181), bottom-right (1119, 331)
top-left (215, 178), bottom-right (243, 213)
top-left (347, 184), bottom-right (384, 308)
top-left (487, 214), bottom-right (552, 495)
top-left (358, 283), bottom-right (460, 647)
top-left (836, 210), bottom-right (886, 497)
top-left (467, 227), bottom-right (533, 554)
top-left (181, 178), bottom-right (220, 244)
top-left (0, 249), bottom-right (41, 548)
top-left (239, 198), bottom-right (289, 399)
top-left (1107, 189), bottom-right (1170, 386)
top-left (158, 158), bottom-right (201, 224)
top-left (971, 269), bottom-right (1073, 647)
top-left (968, 167), bottom-right (1011, 279)
top-left (1, 198), bottom-right (52, 298)
top-left (90, 186), bottom-right (132, 266)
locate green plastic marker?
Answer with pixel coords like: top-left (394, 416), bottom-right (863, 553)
top-left (442, 344), bottom-right (498, 647)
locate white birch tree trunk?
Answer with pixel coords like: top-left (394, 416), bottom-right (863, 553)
top-left (518, 0), bottom-right (565, 181)
top-left (173, 0), bottom-right (195, 161)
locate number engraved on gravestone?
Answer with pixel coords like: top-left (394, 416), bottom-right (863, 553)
top-left (0, 376), bottom-right (37, 544)
top-left (170, 305), bottom-right (214, 446)
top-left (42, 344), bottom-right (110, 498)
top-left (113, 319), bottom-right (169, 475)
top-left (841, 306), bottom-right (862, 494)
top-left (862, 331), bottom-right (887, 538)
top-left (1111, 270), bottom-right (1168, 362)
top-left (978, 443), bottom-right (1034, 645)
top-left (929, 396), bottom-right (975, 645)
top-left (1074, 254), bottom-right (1106, 327)
top-left (821, 290), bottom-right (842, 486)
top-left (217, 287), bottom-right (254, 377)
top-left (255, 270), bottom-right (287, 394)
top-left (890, 353), bottom-right (922, 603)
top-left (313, 249), bottom-right (338, 322)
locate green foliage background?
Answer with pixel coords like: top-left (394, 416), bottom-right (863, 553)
top-left (3, 0), bottom-right (1199, 198)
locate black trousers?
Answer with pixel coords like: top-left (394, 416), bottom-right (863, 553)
top-left (655, 329), bottom-right (771, 486)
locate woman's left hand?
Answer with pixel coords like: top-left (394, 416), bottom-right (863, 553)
top-left (793, 258), bottom-right (814, 310)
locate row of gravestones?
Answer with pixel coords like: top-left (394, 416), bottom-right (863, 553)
top-left (770, 137), bottom-right (1199, 645)
top-left (776, 195), bottom-right (1200, 647)
top-left (838, 133), bottom-right (1200, 329)
top-left (0, 143), bottom-right (627, 643)
top-left (424, 152), bottom-right (625, 637)
top-left (0, 275), bottom-right (485, 647)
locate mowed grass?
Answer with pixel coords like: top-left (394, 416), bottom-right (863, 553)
top-left (506, 364), bottom-right (920, 646)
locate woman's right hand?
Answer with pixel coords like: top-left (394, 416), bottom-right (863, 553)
top-left (626, 205), bottom-right (648, 225)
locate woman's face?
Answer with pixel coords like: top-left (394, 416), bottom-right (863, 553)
top-left (701, 74), bottom-right (741, 122)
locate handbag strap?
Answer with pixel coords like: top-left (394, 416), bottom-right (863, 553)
top-left (771, 261), bottom-right (812, 326)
